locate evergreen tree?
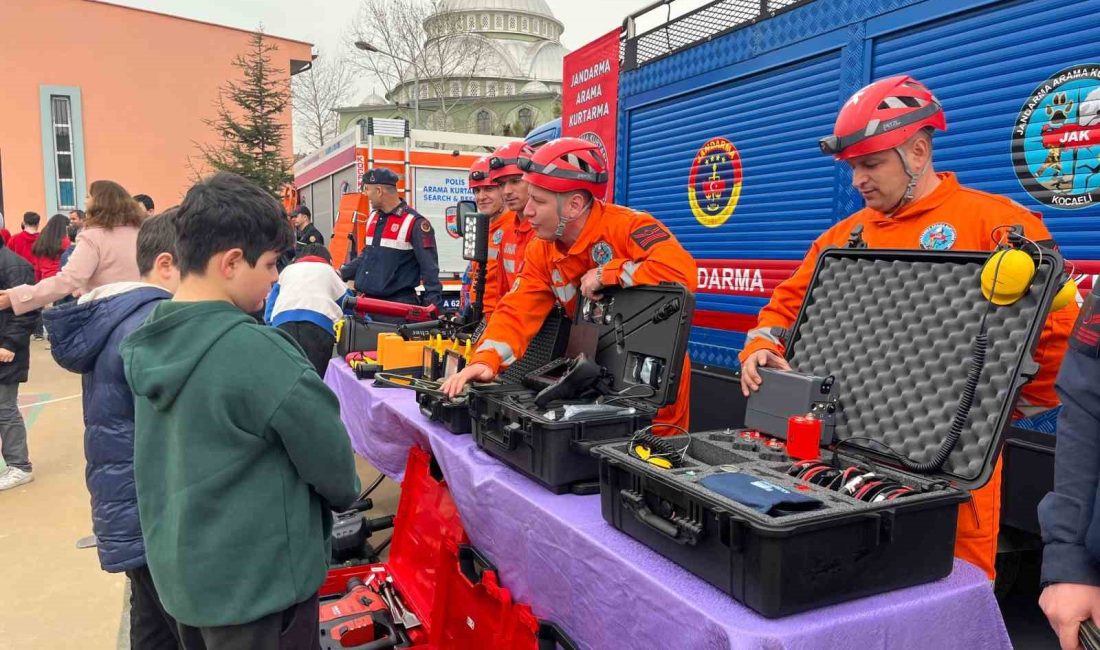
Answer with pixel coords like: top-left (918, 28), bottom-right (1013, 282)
top-left (197, 30), bottom-right (292, 195)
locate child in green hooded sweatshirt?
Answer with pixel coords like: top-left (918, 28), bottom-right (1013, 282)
top-left (120, 172), bottom-right (360, 650)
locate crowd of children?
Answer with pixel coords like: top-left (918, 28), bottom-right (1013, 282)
top-left (0, 172), bottom-right (360, 649)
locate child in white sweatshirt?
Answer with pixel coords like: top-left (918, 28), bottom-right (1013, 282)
top-left (264, 245), bottom-right (351, 378)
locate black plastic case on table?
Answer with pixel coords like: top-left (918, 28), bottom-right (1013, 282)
top-left (417, 308), bottom-right (571, 434)
top-left (473, 284), bottom-right (695, 494)
top-left (595, 248), bottom-right (1063, 617)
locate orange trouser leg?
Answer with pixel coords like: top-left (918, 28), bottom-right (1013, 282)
top-left (654, 356), bottom-right (691, 433)
top-left (954, 456), bottom-right (1003, 580)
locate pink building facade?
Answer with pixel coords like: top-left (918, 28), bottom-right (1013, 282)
top-left (0, 0), bottom-right (312, 221)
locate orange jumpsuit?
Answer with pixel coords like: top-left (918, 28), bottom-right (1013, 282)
top-left (472, 201), bottom-right (699, 429)
top-left (739, 172), bottom-right (1078, 579)
top-left (483, 210), bottom-right (538, 320)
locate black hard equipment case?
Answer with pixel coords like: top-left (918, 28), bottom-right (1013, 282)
top-left (416, 308), bottom-right (572, 433)
top-left (594, 248), bottom-right (1064, 617)
top-left (471, 284), bottom-right (695, 494)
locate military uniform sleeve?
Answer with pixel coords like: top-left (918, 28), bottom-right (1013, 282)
top-left (412, 217), bottom-right (443, 309)
top-left (268, 368), bottom-right (361, 511)
top-left (738, 222), bottom-right (852, 364)
top-left (1039, 304), bottom-right (1100, 586)
top-left (599, 213), bottom-right (698, 291)
top-left (470, 244), bottom-right (556, 375)
top-left (339, 253), bottom-right (362, 283)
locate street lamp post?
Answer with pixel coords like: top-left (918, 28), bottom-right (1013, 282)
top-left (355, 40), bottom-right (420, 129)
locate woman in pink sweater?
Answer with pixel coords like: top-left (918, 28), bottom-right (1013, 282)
top-left (0, 180), bottom-right (143, 314)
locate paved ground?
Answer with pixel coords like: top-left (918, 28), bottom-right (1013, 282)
top-left (0, 341), bottom-right (398, 649)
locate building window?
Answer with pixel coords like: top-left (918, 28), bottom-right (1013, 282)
top-left (509, 15), bottom-right (517, 30)
top-left (466, 15), bottom-right (475, 29)
top-left (50, 96), bottom-right (76, 209)
top-left (504, 82), bottom-right (515, 95)
top-left (494, 14), bottom-right (503, 29)
top-left (39, 86), bottom-right (85, 216)
top-left (522, 17), bottom-right (529, 31)
top-left (487, 81), bottom-right (498, 97)
top-left (476, 110), bottom-right (492, 134)
top-left (481, 14), bottom-right (489, 28)
top-left (519, 107), bottom-right (534, 132)
top-left (450, 81), bottom-right (461, 97)
top-left (468, 81), bottom-right (480, 97)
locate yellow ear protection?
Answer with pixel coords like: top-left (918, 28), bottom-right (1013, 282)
top-left (981, 226), bottom-right (1036, 306)
top-left (981, 225), bottom-right (1076, 310)
top-left (1051, 265), bottom-right (1079, 311)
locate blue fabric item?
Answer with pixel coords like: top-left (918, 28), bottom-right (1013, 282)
top-left (263, 282), bottom-right (280, 325)
top-left (271, 309), bottom-right (337, 335)
top-left (44, 286), bottom-right (171, 572)
top-left (699, 472), bottom-right (821, 516)
top-left (1013, 406), bottom-right (1062, 434)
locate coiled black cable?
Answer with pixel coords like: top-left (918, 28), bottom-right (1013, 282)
top-left (900, 332), bottom-right (987, 473)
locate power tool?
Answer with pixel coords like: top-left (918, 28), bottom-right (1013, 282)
top-left (319, 577), bottom-right (399, 650)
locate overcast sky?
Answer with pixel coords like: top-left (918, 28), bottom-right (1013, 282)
top-left (106, 0), bottom-right (682, 69)
top-left (106, 0), bottom-right (710, 147)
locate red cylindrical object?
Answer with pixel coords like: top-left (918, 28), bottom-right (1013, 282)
top-left (787, 415), bottom-right (822, 460)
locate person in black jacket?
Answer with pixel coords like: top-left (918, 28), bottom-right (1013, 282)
top-left (0, 237), bottom-right (40, 491)
top-left (1040, 283), bottom-right (1100, 650)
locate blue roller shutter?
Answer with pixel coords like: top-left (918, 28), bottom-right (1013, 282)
top-left (872, 0), bottom-right (1100, 260)
top-left (622, 52), bottom-right (841, 366)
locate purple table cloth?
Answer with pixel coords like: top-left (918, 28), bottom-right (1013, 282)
top-left (326, 360), bottom-right (1011, 650)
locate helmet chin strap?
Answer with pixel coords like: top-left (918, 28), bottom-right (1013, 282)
top-left (553, 196), bottom-right (593, 239)
top-left (885, 147), bottom-right (930, 215)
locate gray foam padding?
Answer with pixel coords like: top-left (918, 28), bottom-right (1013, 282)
top-left (598, 431), bottom-right (953, 525)
top-left (788, 252), bottom-right (1055, 483)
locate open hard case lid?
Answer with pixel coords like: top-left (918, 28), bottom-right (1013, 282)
top-left (785, 247), bottom-right (1063, 490)
top-left (571, 283), bottom-right (696, 408)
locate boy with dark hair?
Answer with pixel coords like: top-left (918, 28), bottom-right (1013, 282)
top-left (264, 243), bottom-right (349, 378)
top-left (0, 234), bottom-right (38, 491)
top-left (8, 211), bottom-right (41, 263)
top-left (45, 210), bottom-right (182, 647)
top-left (133, 194), bottom-right (155, 215)
top-left (120, 172), bottom-right (359, 649)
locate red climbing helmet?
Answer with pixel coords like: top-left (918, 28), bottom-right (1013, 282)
top-left (518, 137), bottom-right (608, 197)
top-left (469, 156), bottom-right (495, 189)
top-left (488, 141), bottom-right (534, 183)
top-left (820, 75), bottom-right (947, 160)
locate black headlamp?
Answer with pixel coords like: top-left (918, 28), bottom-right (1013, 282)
top-left (470, 170), bottom-right (490, 181)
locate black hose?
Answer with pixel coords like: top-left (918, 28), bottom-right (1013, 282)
top-left (901, 332), bottom-right (987, 473)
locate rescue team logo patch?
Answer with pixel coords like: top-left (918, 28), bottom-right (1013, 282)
top-left (420, 220), bottom-right (433, 233)
top-left (591, 241), bottom-right (613, 266)
top-left (688, 137), bottom-right (744, 228)
top-left (1012, 64), bottom-right (1100, 210)
top-left (631, 224), bottom-right (670, 251)
top-left (492, 229), bottom-right (504, 245)
top-left (1070, 291), bottom-right (1100, 357)
top-left (919, 223), bottom-right (957, 251)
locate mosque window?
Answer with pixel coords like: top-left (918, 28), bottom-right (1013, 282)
top-left (477, 110), bottom-right (492, 134)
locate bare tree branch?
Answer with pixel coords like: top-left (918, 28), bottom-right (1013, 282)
top-left (347, 0), bottom-right (500, 129)
top-left (292, 52), bottom-right (357, 151)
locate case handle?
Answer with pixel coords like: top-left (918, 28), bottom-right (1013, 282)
top-left (457, 544), bottom-right (497, 585)
top-left (482, 421), bottom-right (521, 451)
top-left (537, 621), bottom-right (579, 650)
top-left (620, 490), bottom-right (701, 546)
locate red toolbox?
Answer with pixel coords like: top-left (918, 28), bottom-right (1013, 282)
top-left (320, 446), bottom-right (468, 649)
top-left (428, 541), bottom-right (514, 649)
top-left (496, 602), bottom-right (578, 650)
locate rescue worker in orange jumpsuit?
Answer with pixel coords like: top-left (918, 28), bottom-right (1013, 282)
top-left (442, 138), bottom-right (698, 429)
top-left (483, 140), bottom-right (539, 320)
top-left (739, 75), bottom-right (1078, 580)
top-left (462, 155), bottom-right (507, 317)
